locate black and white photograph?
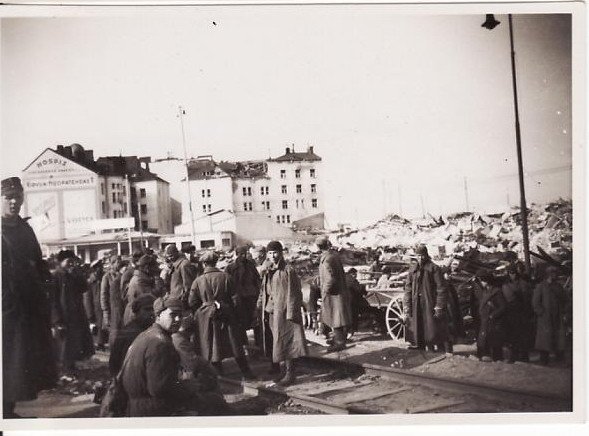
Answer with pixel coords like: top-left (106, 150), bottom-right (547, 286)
top-left (0, 0), bottom-right (584, 430)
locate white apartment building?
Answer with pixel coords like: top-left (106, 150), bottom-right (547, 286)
top-left (180, 146), bottom-right (323, 230)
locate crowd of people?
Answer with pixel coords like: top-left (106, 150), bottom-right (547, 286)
top-left (2, 176), bottom-right (573, 418)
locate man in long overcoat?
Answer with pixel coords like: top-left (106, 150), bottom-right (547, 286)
top-left (474, 271), bottom-right (507, 361)
top-left (188, 251), bottom-right (255, 379)
top-left (533, 266), bottom-right (567, 364)
top-left (51, 250), bottom-right (95, 374)
top-left (403, 245), bottom-right (449, 352)
top-left (101, 255), bottom-right (124, 348)
top-left (501, 266), bottom-right (534, 362)
top-left (83, 260), bottom-right (107, 350)
top-left (164, 244), bottom-right (197, 307)
top-left (225, 245), bottom-right (262, 346)
top-left (317, 236), bottom-right (353, 352)
top-left (120, 250), bottom-right (143, 301)
top-left (259, 241), bottom-right (308, 386)
top-left (121, 296), bottom-right (199, 416)
top-left (2, 177), bottom-right (57, 418)
top-left (123, 254), bottom-right (163, 325)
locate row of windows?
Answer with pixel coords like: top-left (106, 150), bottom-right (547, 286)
top-left (202, 204), bottom-right (212, 213)
top-left (280, 169), bottom-right (316, 179)
top-left (282, 199), bottom-right (318, 209)
top-left (281, 184), bottom-right (316, 195)
top-left (243, 202), bottom-right (253, 211)
top-left (201, 189), bottom-right (211, 198)
top-left (276, 215), bottom-right (291, 224)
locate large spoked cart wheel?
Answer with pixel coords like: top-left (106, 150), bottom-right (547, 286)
top-left (385, 296), bottom-right (406, 341)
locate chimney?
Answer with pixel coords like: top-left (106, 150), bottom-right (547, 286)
top-left (308, 146), bottom-right (314, 154)
top-left (285, 147), bottom-right (290, 154)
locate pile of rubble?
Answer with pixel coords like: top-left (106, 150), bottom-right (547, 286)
top-left (334, 199), bottom-right (572, 265)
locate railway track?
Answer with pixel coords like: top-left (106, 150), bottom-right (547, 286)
top-left (218, 353), bottom-right (572, 415)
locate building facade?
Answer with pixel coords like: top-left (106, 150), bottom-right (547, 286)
top-left (180, 146), bottom-right (324, 231)
top-left (21, 144), bottom-right (173, 243)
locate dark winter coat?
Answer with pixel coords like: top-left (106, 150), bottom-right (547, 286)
top-left (501, 279), bottom-right (534, 350)
top-left (124, 270), bottom-right (160, 325)
top-left (51, 268), bottom-right (95, 365)
top-left (2, 216), bottom-right (57, 402)
top-left (120, 265), bottom-right (135, 301)
top-left (101, 270), bottom-right (123, 346)
top-left (188, 266), bottom-right (245, 362)
top-left (109, 318), bottom-right (149, 376)
top-left (120, 323), bottom-right (195, 417)
top-left (84, 269), bottom-right (106, 345)
top-left (259, 260), bottom-right (308, 362)
top-left (445, 280), bottom-right (466, 341)
top-left (403, 259), bottom-right (449, 345)
top-left (476, 284), bottom-right (507, 351)
top-left (318, 250), bottom-right (353, 329)
top-left (169, 256), bottom-right (197, 305)
top-left (533, 279), bottom-right (567, 353)
top-left (225, 257), bottom-right (262, 332)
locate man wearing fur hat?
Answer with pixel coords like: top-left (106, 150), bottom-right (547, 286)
top-left (2, 177), bottom-right (57, 417)
top-left (316, 235), bottom-right (353, 352)
top-left (164, 244), bottom-right (197, 307)
top-left (189, 250), bottom-right (256, 379)
top-left (403, 244), bottom-right (450, 352)
top-left (225, 245), bottom-right (262, 346)
top-left (51, 249), bottom-right (95, 374)
top-left (258, 241), bottom-right (307, 386)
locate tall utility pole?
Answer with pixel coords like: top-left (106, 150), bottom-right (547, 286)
top-left (482, 14), bottom-right (531, 272)
top-left (463, 176), bottom-right (470, 212)
top-left (178, 106), bottom-right (197, 247)
top-left (420, 193), bottom-right (426, 218)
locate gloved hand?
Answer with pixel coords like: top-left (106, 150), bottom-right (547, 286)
top-left (401, 313), bottom-right (410, 324)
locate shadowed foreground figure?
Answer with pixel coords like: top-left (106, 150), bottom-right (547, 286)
top-left (120, 296), bottom-right (200, 416)
top-left (2, 176), bottom-right (57, 418)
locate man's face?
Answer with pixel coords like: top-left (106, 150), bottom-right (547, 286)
top-left (450, 260), bottom-right (460, 273)
top-left (156, 308), bottom-right (182, 333)
top-left (417, 254), bottom-right (426, 265)
top-left (267, 250), bottom-right (283, 264)
top-left (135, 305), bottom-right (155, 326)
top-left (2, 191), bottom-right (24, 219)
top-left (61, 258), bottom-right (76, 273)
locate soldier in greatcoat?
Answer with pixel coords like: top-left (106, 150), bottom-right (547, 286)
top-left (225, 245), bottom-right (262, 347)
top-left (258, 241), bottom-right (308, 386)
top-left (120, 250), bottom-right (143, 301)
top-left (83, 259), bottom-right (107, 351)
top-left (474, 271), bottom-right (507, 361)
top-left (316, 236), bottom-right (353, 352)
top-left (123, 254), bottom-right (163, 325)
top-left (164, 244), bottom-right (197, 307)
top-left (120, 296), bottom-right (199, 416)
top-left (501, 266), bottom-right (534, 362)
top-left (533, 266), bottom-right (567, 365)
top-left (100, 255), bottom-right (124, 348)
top-left (51, 249), bottom-right (95, 374)
top-left (2, 177), bottom-right (57, 418)
top-left (402, 245), bottom-right (450, 352)
top-left (188, 251), bottom-right (255, 379)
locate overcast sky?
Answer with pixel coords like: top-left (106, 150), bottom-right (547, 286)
top-left (1, 8), bottom-right (572, 225)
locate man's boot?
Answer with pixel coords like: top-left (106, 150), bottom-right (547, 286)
top-left (272, 362), bottom-right (286, 383)
top-left (277, 359), bottom-right (296, 387)
top-left (235, 356), bottom-right (257, 380)
top-left (326, 328), bottom-right (346, 352)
